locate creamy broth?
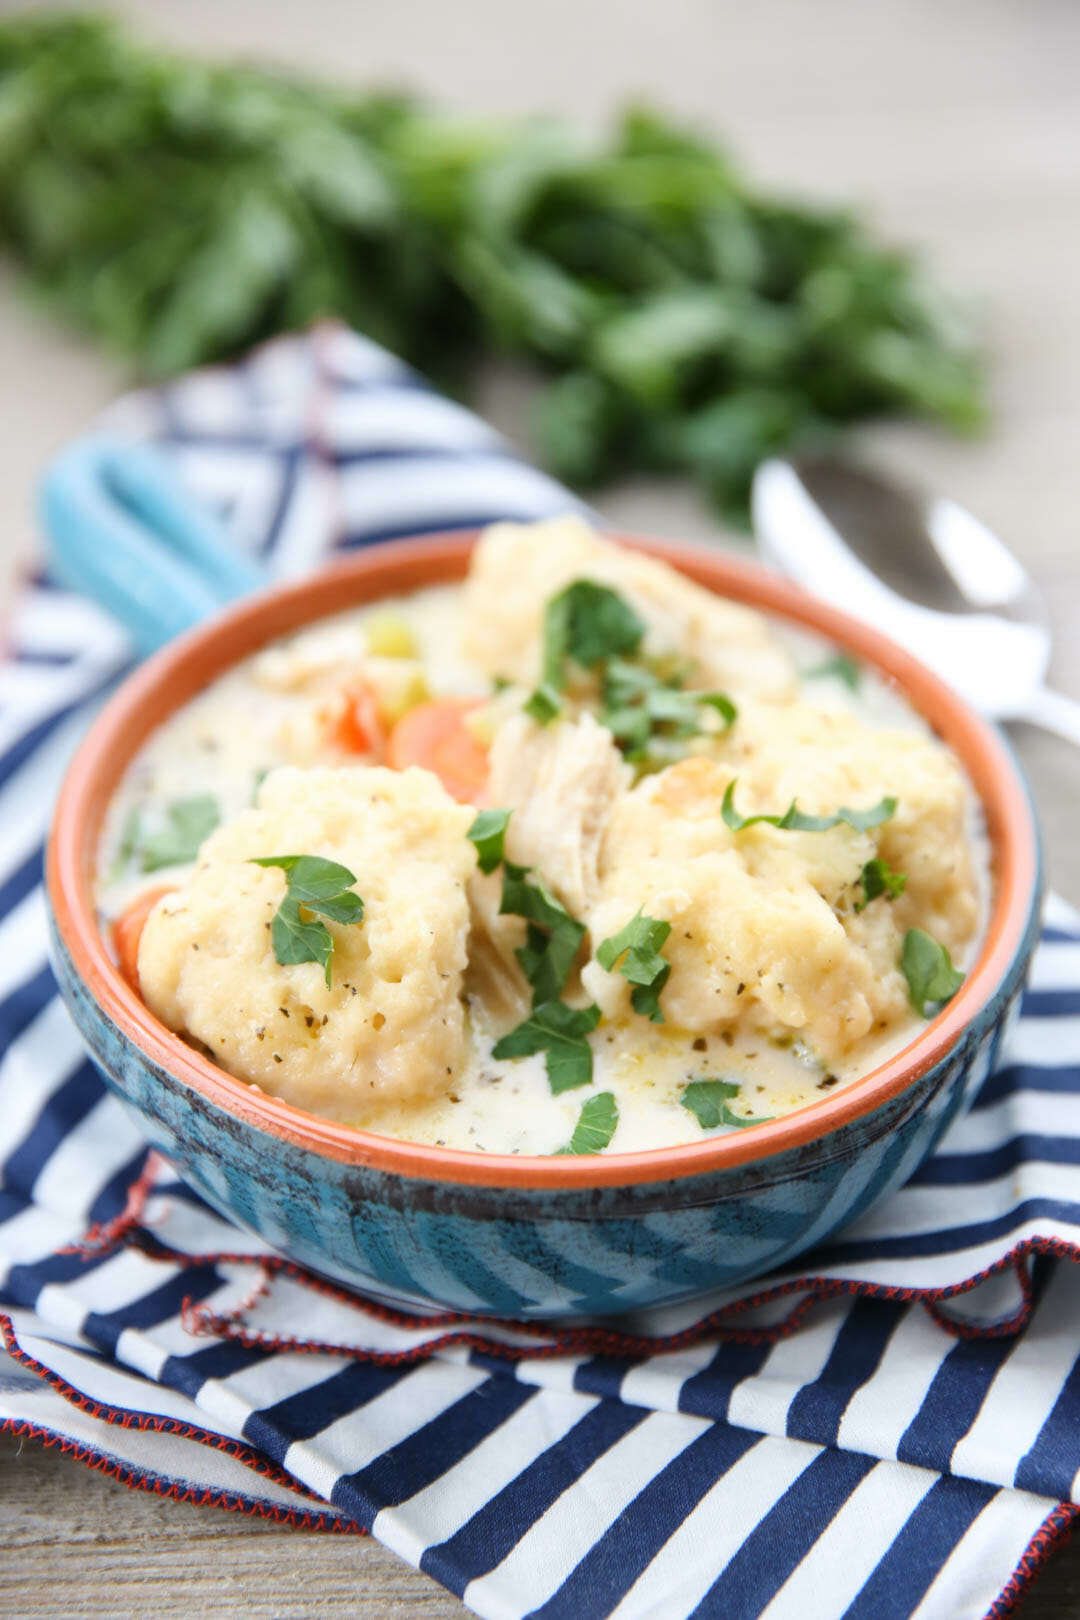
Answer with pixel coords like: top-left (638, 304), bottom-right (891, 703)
top-left (97, 525), bottom-right (989, 1156)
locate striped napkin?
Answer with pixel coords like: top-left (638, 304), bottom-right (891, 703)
top-left (2, 324), bottom-right (1078, 1619)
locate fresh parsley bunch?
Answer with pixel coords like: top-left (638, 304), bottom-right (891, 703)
top-left (0, 14), bottom-right (985, 523)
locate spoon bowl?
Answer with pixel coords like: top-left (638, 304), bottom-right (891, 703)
top-left (752, 454), bottom-right (1080, 743)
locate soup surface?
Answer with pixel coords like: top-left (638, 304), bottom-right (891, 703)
top-left (97, 519), bottom-right (987, 1156)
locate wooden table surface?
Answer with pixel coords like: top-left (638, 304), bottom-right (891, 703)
top-left (2, 1), bottom-right (1079, 1615)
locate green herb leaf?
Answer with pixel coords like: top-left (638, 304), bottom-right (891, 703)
top-left (600, 659), bottom-right (737, 759)
top-left (721, 780), bottom-right (897, 834)
top-left (251, 854), bottom-right (365, 987)
top-left (901, 928), bottom-right (965, 1017)
top-left (523, 681), bottom-right (563, 725)
top-left (556, 1091), bottom-right (619, 1154)
top-left (269, 896), bottom-right (334, 984)
top-left (500, 862), bottom-right (586, 1005)
top-left (596, 910), bottom-right (672, 1023)
top-left (0, 16), bottom-right (985, 532)
top-left (139, 796), bottom-right (220, 872)
top-left (531, 581), bottom-right (646, 721)
top-left (681, 1079), bottom-right (774, 1129)
top-left (467, 808), bottom-right (512, 874)
top-left (107, 805), bottom-right (143, 883)
top-left (719, 1104), bottom-right (775, 1128)
top-left (492, 999), bottom-right (602, 1093)
top-left (805, 653), bottom-right (861, 691)
top-left (681, 1079), bottom-right (740, 1128)
top-left (856, 856), bottom-right (907, 912)
top-left (631, 968), bottom-right (671, 1023)
top-left (549, 580), bottom-right (646, 676)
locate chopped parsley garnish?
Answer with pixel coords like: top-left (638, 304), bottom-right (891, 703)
top-left (523, 682), bottom-right (562, 725)
top-left (596, 910), bottom-right (672, 1023)
top-left (805, 653), bottom-right (861, 691)
top-left (556, 1091), bottom-right (619, 1155)
top-left (856, 856), bottom-right (907, 912)
top-left (901, 928), bottom-right (965, 1018)
top-left (500, 862), bottom-right (586, 1005)
top-left (600, 658), bottom-right (736, 760)
top-left (681, 1079), bottom-right (774, 1130)
top-left (721, 780), bottom-right (897, 834)
top-left (138, 795), bottom-right (220, 872)
top-left (492, 999), bottom-right (602, 1093)
top-left (527, 580), bottom-right (646, 722)
top-left (250, 854), bottom-right (364, 988)
top-left (467, 807), bottom-right (512, 874)
top-left (106, 806), bottom-right (143, 884)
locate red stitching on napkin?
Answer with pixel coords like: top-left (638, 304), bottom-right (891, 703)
top-left (180, 1263), bottom-right (275, 1339)
top-left (145, 1237), bottom-right (1068, 1363)
top-left (0, 1418), bottom-right (360, 1532)
top-left (982, 1499), bottom-right (1078, 1620)
top-left (0, 1312), bottom-right (331, 1508)
top-left (57, 1151), bottom-right (167, 1257)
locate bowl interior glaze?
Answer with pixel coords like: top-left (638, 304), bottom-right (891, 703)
top-left (46, 532), bottom-right (1040, 1191)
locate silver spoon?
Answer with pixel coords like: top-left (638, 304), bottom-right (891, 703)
top-left (751, 453), bottom-right (1080, 747)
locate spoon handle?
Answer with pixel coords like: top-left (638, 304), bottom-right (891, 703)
top-left (1023, 685), bottom-right (1080, 748)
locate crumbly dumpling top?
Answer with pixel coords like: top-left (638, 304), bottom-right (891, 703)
top-left (461, 515), bottom-right (797, 701)
top-left (137, 766), bottom-right (476, 1124)
top-left (579, 704), bottom-right (978, 1062)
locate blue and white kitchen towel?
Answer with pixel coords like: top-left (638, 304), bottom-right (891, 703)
top-left (3, 323), bottom-right (1080, 1620)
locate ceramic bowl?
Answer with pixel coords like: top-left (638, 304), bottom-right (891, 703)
top-left (46, 535), bottom-right (1041, 1319)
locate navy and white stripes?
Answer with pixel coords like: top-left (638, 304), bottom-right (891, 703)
top-left (2, 324), bottom-right (1079, 1618)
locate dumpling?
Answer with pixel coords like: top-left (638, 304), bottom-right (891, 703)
top-left (581, 701), bottom-right (979, 1061)
top-left (137, 765), bottom-right (476, 1124)
top-left (461, 515), bottom-right (797, 701)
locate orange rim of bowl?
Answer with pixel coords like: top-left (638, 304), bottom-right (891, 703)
top-left (47, 532), bottom-right (1039, 1190)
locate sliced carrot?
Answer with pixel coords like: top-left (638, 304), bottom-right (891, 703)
top-left (331, 681), bottom-right (387, 760)
top-left (112, 885), bottom-right (174, 994)
top-left (387, 699), bottom-right (488, 804)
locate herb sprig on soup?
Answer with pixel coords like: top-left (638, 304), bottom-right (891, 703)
top-left (97, 518), bottom-right (984, 1157)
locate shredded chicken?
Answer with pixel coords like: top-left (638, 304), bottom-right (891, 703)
top-left (487, 712), bottom-right (632, 915)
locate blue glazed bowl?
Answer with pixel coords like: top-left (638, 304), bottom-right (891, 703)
top-left (46, 535), bottom-right (1042, 1319)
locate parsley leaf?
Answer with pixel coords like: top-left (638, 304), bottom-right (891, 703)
top-left (681, 1079), bottom-right (774, 1129)
top-left (548, 580), bottom-right (646, 673)
top-left (251, 854), bottom-right (364, 988)
top-left (856, 856), bottom-right (907, 912)
top-left (106, 805), bottom-right (143, 883)
top-left (523, 682), bottom-right (562, 725)
top-left (721, 779), bottom-right (897, 834)
top-left (500, 862), bottom-right (586, 1005)
top-left (0, 18), bottom-right (984, 529)
top-left (492, 999), bottom-right (602, 1093)
top-left (139, 795), bottom-right (220, 871)
top-left (528, 580), bottom-right (646, 722)
top-left (805, 653), bottom-right (861, 691)
top-left (681, 1078), bottom-right (739, 1127)
top-left (901, 928), bottom-right (965, 1017)
top-left (600, 658), bottom-right (736, 759)
top-left (556, 1091), bottom-right (619, 1154)
top-left (596, 910), bottom-right (672, 1023)
top-left (468, 808), bottom-right (512, 874)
